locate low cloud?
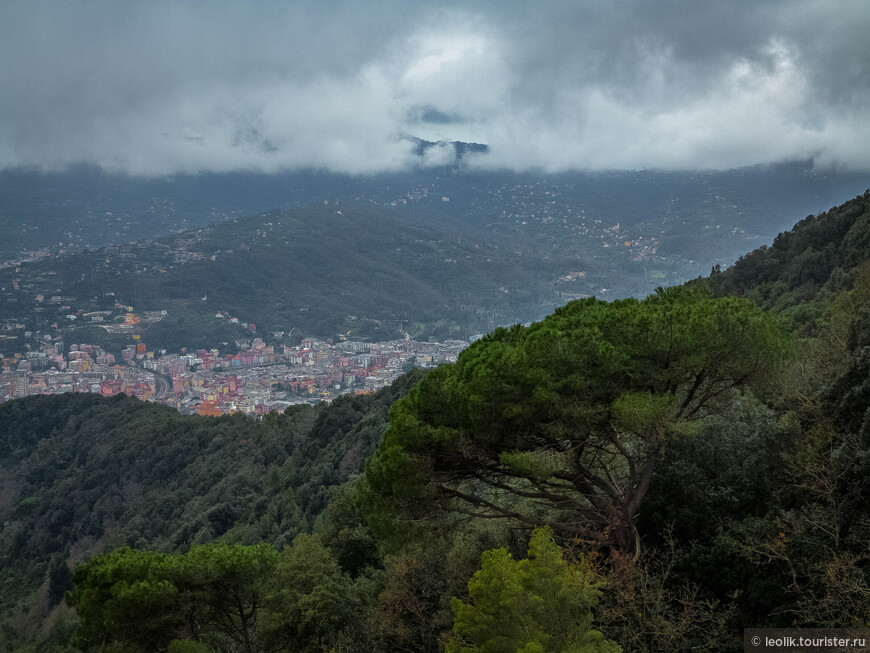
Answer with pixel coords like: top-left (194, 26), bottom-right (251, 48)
top-left (1, 0), bottom-right (868, 175)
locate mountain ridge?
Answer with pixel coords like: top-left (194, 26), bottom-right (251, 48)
top-left (2, 161), bottom-right (866, 265)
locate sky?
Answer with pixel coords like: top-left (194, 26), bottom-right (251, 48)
top-left (1, 0), bottom-right (869, 176)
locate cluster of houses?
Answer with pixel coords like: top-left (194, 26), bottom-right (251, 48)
top-left (1, 333), bottom-right (471, 417)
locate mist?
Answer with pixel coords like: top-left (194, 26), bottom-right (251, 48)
top-left (2, 0), bottom-right (868, 175)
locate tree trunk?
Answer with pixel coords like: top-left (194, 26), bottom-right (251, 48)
top-left (609, 457), bottom-right (656, 555)
top-left (608, 511), bottom-right (638, 555)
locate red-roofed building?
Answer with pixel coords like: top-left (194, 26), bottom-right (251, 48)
top-left (197, 401), bottom-right (223, 417)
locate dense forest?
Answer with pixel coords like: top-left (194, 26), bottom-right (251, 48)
top-left (0, 374), bottom-right (421, 650)
top-left (1, 191), bottom-right (870, 652)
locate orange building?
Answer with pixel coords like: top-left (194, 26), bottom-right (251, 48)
top-left (197, 401), bottom-right (223, 417)
top-left (101, 379), bottom-right (121, 396)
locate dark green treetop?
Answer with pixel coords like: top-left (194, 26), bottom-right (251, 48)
top-left (361, 287), bottom-right (791, 552)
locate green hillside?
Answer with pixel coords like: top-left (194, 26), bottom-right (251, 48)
top-left (0, 203), bottom-right (562, 356)
top-left (706, 189), bottom-right (870, 310)
top-left (2, 162), bottom-right (866, 264)
top-left (7, 170), bottom-right (869, 358)
top-left (0, 372), bottom-right (422, 650)
top-left (2, 192), bottom-right (870, 652)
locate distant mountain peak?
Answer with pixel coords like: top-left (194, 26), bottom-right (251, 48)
top-left (402, 136), bottom-right (489, 168)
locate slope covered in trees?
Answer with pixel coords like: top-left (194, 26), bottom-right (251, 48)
top-left (706, 189), bottom-right (870, 311)
top-left (3, 161), bottom-right (866, 263)
top-left (0, 203), bottom-right (560, 354)
top-left (0, 372), bottom-right (422, 650)
top-left (4, 192), bottom-right (870, 652)
top-left (5, 169), bottom-right (868, 356)
top-left (356, 191), bottom-right (870, 649)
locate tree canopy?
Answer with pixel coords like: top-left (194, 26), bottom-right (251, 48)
top-left (66, 537), bottom-right (353, 653)
top-left (448, 526), bottom-right (621, 653)
top-left (12, 192), bottom-right (870, 652)
top-left (0, 373), bottom-right (422, 648)
top-left (362, 287), bottom-right (791, 552)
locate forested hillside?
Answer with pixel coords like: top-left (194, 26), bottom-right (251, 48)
top-left (5, 167), bottom-right (869, 356)
top-left (2, 162), bottom-right (866, 264)
top-left (707, 189), bottom-right (870, 311)
top-left (2, 192), bottom-right (870, 652)
top-left (0, 372), bottom-right (422, 650)
top-left (0, 203), bottom-right (560, 354)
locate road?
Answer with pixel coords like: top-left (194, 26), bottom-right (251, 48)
top-left (149, 371), bottom-right (171, 400)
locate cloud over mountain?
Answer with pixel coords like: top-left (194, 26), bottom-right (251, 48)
top-left (1, 0), bottom-right (868, 175)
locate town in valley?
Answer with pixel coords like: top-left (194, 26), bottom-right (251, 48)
top-left (0, 321), bottom-right (471, 415)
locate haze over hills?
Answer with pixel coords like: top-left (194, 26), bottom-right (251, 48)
top-left (2, 157), bottom-right (868, 267)
top-left (2, 156), bottom-right (867, 356)
top-left (0, 178), bottom-right (860, 358)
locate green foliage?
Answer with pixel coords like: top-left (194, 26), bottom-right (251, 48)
top-left (176, 543), bottom-right (279, 652)
top-left (610, 393), bottom-right (675, 442)
top-left (66, 537), bottom-right (364, 653)
top-left (362, 287), bottom-right (790, 552)
top-left (824, 266), bottom-right (870, 438)
top-left (499, 450), bottom-right (568, 481)
top-left (706, 190), bottom-right (870, 312)
top-left (0, 371), bottom-right (421, 649)
top-left (595, 542), bottom-right (739, 653)
top-left (12, 191), bottom-right (870, 652)
top-left (447, 527), bottom-right (620, 653)
top-left (66, 548), bottom-right (182, 651)
top-left (367, 541), bottom-right (460, 652)
top-left (316, 486), bottom-right (382, 578)
top-left (259, 534), bottom-right (356, 652)
top-left (168, 641), bottom-right (215, 653)
top-left (639, 392), bottom-right (792, 545)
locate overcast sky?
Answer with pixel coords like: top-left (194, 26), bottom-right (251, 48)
top-left (1, 0), bottom-right (868, 176)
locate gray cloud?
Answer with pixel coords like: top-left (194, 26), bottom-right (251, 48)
top-left (1, 0), bottom-right (868, 175)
